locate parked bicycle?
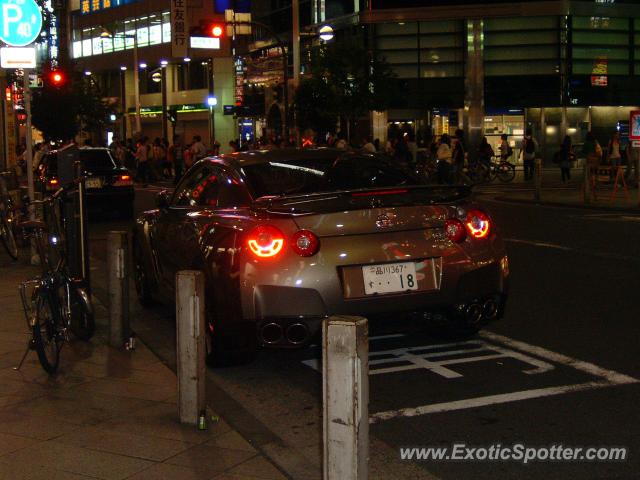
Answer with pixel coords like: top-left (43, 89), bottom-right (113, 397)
top-left (0, 172), bottom-right (19, 260)
top-left (16, 185), bottom-right (94, 374)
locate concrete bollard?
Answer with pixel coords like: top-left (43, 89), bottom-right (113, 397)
top-left (323, 316), bottom-right (369, 480)
top-left (176, 270), bottom-right (206, 426)
top-left (107, 231), bottom-right (129, 348)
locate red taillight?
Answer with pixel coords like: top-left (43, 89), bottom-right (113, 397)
top-left (291, 230), bottom-right (319, 257)
top-left (114, 174), bottom-right (133, 187)
top-left (465, 209), bottom-right (491, 239)
top-left (445, 218), bottom-right (466, 243)
top-left (247, 225), bottom-right (285, 258)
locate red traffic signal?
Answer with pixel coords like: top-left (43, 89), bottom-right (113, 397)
top-left (210, 24), bottom-right (223, 38)
top-left (49, 70), bottom-right (65, 87)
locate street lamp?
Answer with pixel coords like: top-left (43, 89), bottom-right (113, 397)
top-left (318, 25), bottom-right (334, 42)
top-left (100, 28), bottom-right (141, 136)
top-left (207, 95), bottom-right (217, 148)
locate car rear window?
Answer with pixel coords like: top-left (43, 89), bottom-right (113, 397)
top-left (80, 150), bottom-right (117, 170)
top-left (44, 150), bottom-right (117, 174)
top-left (241, 155), bottom-right (422, 198)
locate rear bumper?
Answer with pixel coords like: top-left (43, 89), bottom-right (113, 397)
top-left (250, 257), bottom-right (509, 347)
top-left (85, 187), bottom-right (134, 204)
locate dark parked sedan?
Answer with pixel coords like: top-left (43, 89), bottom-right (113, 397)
top-left (133, 149), bottom-right (509, 365)
top-left (36, 147), bottom-right (135, 218)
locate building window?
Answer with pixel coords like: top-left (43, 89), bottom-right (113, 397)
top-left (72, 11), bottom-right (170, 58)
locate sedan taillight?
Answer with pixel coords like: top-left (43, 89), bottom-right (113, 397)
top-left (114, 174), bottom-right (133, 187)
top-left (291, 230), bottom-right (319, 257)
top-left (247, 225), bottom-right (285, 258)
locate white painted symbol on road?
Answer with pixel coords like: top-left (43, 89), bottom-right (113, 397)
top-left (370, 331), bottom-right (639, 423)
top-left (302, 331), bottom-right (640, 422)
top-left (367, 340), bottom-right (554, 378)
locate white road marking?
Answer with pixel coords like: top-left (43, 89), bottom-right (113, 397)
top-left (370, 381), bottom-right (617, 422)
top-left (504, 238), bottom-right (638, 263)
top-left (369, 332), bottom-right (639, 423)
top-left (480, 331), bottom-right (638, 384)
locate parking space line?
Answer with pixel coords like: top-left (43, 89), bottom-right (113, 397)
top-left (480, 331), bottom-right (638, 384)
top-left (369, 332), bottom-right (639, 423)
top-left (370, 381), bottom-right (616, 423)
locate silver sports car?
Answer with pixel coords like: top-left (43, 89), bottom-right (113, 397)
top-left (133, 149), bottom-right (509, 364)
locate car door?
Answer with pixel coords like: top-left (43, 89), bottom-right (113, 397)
top-left (154, 163), bottom-right (223, 295)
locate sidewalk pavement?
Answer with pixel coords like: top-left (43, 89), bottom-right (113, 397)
top-left (493, 183), bottom-right (639, 212)
top-left (0, 255), bottom-right (288, 480)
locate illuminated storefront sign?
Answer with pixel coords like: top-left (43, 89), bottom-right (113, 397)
top-left (81, 0), bottom-right (140, 15)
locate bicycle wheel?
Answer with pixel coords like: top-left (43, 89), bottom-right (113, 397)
top-left (496, 162), bottom-right (516, 183)
top-left (32, 290), bottom-right (62, 374)
top-left (488, 163), bottom-right (498, 182)
top-left (69, 287), bottom-right (95, 341)
top-left (0, 215), bottom-right (18, 260)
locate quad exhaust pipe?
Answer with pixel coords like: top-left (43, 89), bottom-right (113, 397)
top-left (461, 296), bottom-right (500, 324)
top-left (260, 323), bottom-right (284, 344)
top-left (285, 323), bottom-right (310, 345)
top-left (260, 322), bottom-right (310, 345)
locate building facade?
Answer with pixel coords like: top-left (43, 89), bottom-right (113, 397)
top-left (67, 0), bottom-right (237, 149)
top-left (247, 0), bottom-right (640, 158)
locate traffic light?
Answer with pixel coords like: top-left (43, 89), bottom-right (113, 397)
top-left (210, 24), bottom-right (224, 38)
top-left (49, 70), bottom-right (65, 88)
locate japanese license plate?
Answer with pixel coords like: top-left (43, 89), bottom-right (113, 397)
top-left (85, 178), bottom-right (102, 189)
top-left (362, 262), bottom-right (418, 295)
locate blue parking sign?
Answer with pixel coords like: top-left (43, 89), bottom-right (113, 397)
top-left (0, 0), bottom-right (43, 47)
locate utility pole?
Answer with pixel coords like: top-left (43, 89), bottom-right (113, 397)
top-left (23, 71), bottom-right (34, 218)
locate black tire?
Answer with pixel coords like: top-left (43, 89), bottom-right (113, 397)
top-left (496, 162), bottom-right (516, 183)
top-left (0, 215), bottom-right (18, 260)
top-left (32, 291), bottom-right (62, 374)
top-left (68, 288), bottom-right (95, 341)
top-left (134, 242), bottom-right (154, 306)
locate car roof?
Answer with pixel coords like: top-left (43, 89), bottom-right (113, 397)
top-left (203, 148), bottom-right (372, 170)
top-left (45, 146), bottom-right (111, 155)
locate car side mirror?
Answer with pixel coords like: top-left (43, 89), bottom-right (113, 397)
top-left (156, 190), bottom-right (170, 210)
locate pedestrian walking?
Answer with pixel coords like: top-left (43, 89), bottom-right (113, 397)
top-left (135, 137), bottom-right (151, 186)
top-left (436, 134), bottom-right (453, 184)
top-left (499, 133), bottom-right (513, 161)
top-left (169, 135), bottom-right (184, 185)
top-left (451, 129), bottom-right (465, 183)
top-left (607, 131), bottom-right (622, 167)
top-left (583, 131), bottom-right (602, 168)
top-left (522, 129), bottom-right (538, 181)
top-left (478, 136), bottom-right (495, 167)
top-left (190, 135), bottom-right (207, 161)
top-left (558, 135), bottom-right (574, 183)
top-left (362, 136), bottom-right (376, 153)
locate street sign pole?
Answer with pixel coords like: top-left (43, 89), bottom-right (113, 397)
top-left (23, 70), bottom-right (34, 219)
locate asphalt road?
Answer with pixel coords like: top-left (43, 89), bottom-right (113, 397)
top-left (86, 183), bottom-right (640, 480)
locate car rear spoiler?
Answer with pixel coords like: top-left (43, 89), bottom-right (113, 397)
top-left (253, 185), bottom-right (472, 214)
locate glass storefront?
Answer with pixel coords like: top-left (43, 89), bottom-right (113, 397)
top-left (72, 11), bottom-right (170, 58)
